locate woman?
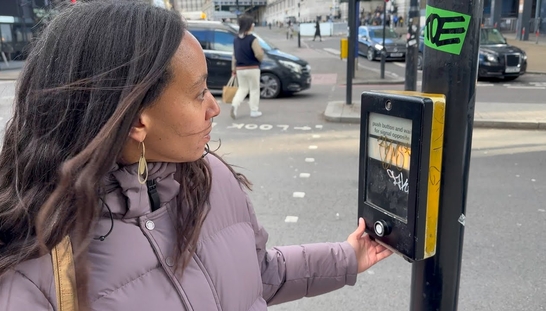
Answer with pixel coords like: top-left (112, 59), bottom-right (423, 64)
top-left (230, 15), bottom-right (264, 119)
top-left (0, 2), bottom-right (392, 310)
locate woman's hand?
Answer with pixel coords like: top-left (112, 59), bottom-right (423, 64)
top-left (347, 217), bottom-right (393, 273)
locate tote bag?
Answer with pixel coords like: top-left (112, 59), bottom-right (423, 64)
top-left (222, 75), bottom-right (238, 104)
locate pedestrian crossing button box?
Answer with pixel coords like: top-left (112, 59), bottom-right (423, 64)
top-left (357, 91), bottom-right (446, 262)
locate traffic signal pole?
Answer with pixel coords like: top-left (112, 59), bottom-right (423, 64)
top-left (346, 0), bottom-right (357, 105)
top-left (404, 0), bottom-right (420, 91)
top-left (409, 0), bottom-right (482, 309)
top-left (380, 0), bottom-right (387, 79)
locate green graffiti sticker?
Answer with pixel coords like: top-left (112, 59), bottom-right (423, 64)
top-left (424, 5), bottom-right (471, 55)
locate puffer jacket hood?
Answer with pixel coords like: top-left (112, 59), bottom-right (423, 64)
top-left (0, 155), bottom-right (358, 310)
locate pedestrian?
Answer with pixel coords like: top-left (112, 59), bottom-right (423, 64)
top-left (313, 19), bottom-right (322, 41)
top-left (230, 14), bottom-right (264, 119)
top-left (0, 1), bottom-right (392, 310)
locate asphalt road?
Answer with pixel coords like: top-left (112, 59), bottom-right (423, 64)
top-left (303, 37), bottom-right (546, 103)
top-left (1, 71), bottom-right (545, 310)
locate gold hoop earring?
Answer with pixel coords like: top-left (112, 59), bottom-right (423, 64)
top-left (137, 141), bottom-right (148, 184)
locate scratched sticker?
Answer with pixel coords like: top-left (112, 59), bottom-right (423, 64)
top-left (424, 5), bottom-right (471, 55)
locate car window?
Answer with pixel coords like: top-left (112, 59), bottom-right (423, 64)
top-left (358, 27), bottom-right (368, 37)
top-left (480, 28), bottom-right (506, 45)
top-left (190, 28), bottom-right (211, 50)
top-left (213, 31), bottom-right (234, 52)
top-left (369, 28), bottom-right (399, 39)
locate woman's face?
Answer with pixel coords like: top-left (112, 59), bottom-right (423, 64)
top-left (124, 30), bottom-right (220, 164)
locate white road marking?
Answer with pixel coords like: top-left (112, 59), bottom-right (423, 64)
top-left (506, 86), bottom-right (546, 90)
top-left (285, 216), bottom-right (299, 223)
top-left (293, 192), bottom-right (305, 198)
top-left (305, 158), bottom-right (315, 162)
top-left (315, 125), bottom-right (323, 129)
top-left (308, 145), bottom-right (318, 149)
top-left (299, 173), bottom-right (311, 178)
top-left (312, 134), bottom-right (321, 138)
top-left (323, 48), bottom-right (341, 56)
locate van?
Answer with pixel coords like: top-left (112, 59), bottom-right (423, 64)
top-left (186, 20), bottom-right (312, 99)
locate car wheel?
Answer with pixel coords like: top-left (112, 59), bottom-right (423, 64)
top-left (417, 52), bottom-right (423, 70)
top-left (367, 48), bottom-right (375, 61)
top-left (260, 73), bottom-right (281, 99)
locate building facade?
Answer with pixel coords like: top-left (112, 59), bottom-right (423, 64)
top-left (202, 0), bottom-right (267, 23)
top-left (177, 0), bottom-right (206, 11)
top-left (262, 0), bottom-right (544, 35)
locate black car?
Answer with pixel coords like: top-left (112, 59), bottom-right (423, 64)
top-left (186, 21), bottom-right (311, 99)
top-left (357, 26), bottom-right (407, 61)
top-left (418, 27), bottom-right (527, 80)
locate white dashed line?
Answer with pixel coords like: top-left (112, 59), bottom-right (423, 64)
top-left (312, 134), bottom-right (321, 138)
top-left (315, 125), bottom-right (323, 129)
top-left (305, 158), bottom-right (315, 162)
top-left (293, 192), bottom-right (305, 198)
top-left (308, 145), bottom-right (318, 149)
top-left (285, 216), bottom-right (299, 223)
top-left (299, 173), bottom-right (311, 178)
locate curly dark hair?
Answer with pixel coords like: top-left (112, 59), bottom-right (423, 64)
top-left (0, 1), bottom-right (249, 309)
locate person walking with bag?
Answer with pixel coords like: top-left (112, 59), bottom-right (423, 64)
top-left (230, 15), bottom-right (264, 119)
top-left (0, 2), bottom-right (392, 310)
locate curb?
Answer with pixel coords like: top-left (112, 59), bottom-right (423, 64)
top-left (324, 101), bottom-right (546, 130)
top-left (473, 119), bottom-right (546, 130)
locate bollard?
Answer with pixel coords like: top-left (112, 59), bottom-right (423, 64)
top-left (298, 31), bottom-right (301, 48)
top-left (522, 27), bottom-right (526, 41)
top-left (537, 29), bottom-right (540, 44)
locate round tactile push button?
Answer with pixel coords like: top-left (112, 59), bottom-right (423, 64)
top-left (373, 220), bottom-right (391, 237)
top-left (375, 222), bottom-right (384, 236)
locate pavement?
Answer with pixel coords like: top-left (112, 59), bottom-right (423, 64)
top-left (1, 27), bottom-right (545, 130)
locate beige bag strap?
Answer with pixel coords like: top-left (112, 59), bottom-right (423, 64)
top-left (51, 236), bottom-right (79, 311)
top-left (227, 75), bottom-right (238, 87)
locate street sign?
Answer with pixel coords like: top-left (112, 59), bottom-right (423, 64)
top-left (358, 90), bottom-right (446, 262)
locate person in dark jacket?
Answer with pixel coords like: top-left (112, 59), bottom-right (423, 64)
top-left (313, 19), bottom-right (322, 41)
top-left (230, 14), bottom-right (264, 119)
top-left (0, 2), bottom-right (392, 310)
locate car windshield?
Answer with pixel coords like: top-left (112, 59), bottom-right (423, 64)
top-left (255, 35), bottom-right (276, 51)
top-left (480, 28), bottom-right (506, 45)
top-left (369, 28), bottom-right (400, 39)
top-left (227, 23), bottom-right (277, 51)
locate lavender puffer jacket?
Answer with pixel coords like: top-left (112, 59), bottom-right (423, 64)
top-left (0, 155), bottom-right (358, 310)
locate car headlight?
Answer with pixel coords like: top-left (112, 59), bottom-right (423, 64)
top-left (374, 44), bottom-right (384, 50)
top-left (522, 53), bottom-right (527, 60)
top-left (279, 60), bottom-right (302, 73)
top-left (305, 64), bottom-right (311, 71)
top-left (483, 53), bottom-right (498, 62)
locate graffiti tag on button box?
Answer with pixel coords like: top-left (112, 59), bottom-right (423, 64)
top-left (424, 5), bottom-right (471, 55)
